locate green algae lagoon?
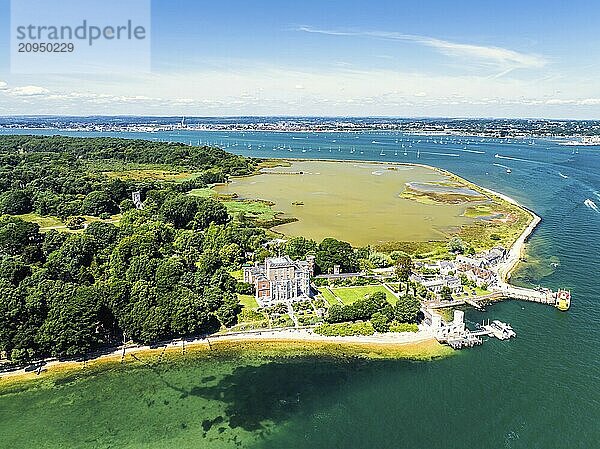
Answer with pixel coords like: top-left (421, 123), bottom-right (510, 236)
top-left (214, 160), bottom-right (517, 246)
top-left (1, 129), bottom-right (600, 448)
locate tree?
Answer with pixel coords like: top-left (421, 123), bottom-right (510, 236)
top-left (284, 236), bottom-right (317, 260)
top-left (440, 286), bottom-right (453, 302)
top-left (315, 238), bottom-right (358, 274)
top-left (193, 198), bottom-right (229, 230)
top-left (37, 283), bottom-right (106, 357)
top-left (66, 216), bottom-right (86, 230)
top-left (33, 190), bottom-right (61, 216)
top-left (45, 234), bottom-right (97, 283)
top-left (219, 242), bottom-right (243, 267)
top-left (82, 190), bottom-right (118, 216)
top-left (160, 194), bottom-right (200, 229)
top-left (169, 286), bottom-right (217, 336)
top-left (390, 250), bottom-right (410, 262)
top-left (395, 256), bottom-right (413, 295)
top-left (216, 292), bottom-right (242, 328)
top-left (0, 216), bottom-right (43, 261)
top-left (119, 199), bottom-right (136, 213)
top-left (394, 295), bottom-right (421, 323)
top-left (85, 221), bottom-right (119, 250)
top-left (325, 304), bottom-right (346, 323)
top-left (155, 257), bottom-right (185, 291)
top-left (447, 237), bottom-right (467, 254)
top-left (0, 257), bottom-right (31, 285)
top-left (43, 229), bottom-right (68, 257)
top-left (370, 312), bottom-right (390, 333)
top-left (0, 190), bottom-right (33, 215)
top-left (369, 252), bottom-right (393, 268)
top-left (325, 291), bottom-right (388, 324)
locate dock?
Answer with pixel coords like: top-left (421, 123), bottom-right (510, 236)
top-left (422, 309), bottom-right (516, 349)
top-left (492, 283), bottom-right (569, 307)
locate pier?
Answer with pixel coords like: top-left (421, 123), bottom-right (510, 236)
top-left (492, 283), bottom-right (561, 306)
top-left (422, 309), bottom-right (517, 349)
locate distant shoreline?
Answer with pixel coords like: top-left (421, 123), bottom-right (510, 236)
top-left (0, 125), bottom-right (593, 142)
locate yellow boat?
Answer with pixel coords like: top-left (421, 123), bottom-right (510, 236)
top-left (555, 289), bottom-right (571, 311)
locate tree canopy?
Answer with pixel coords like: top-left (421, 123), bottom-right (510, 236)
top-left (0, 136), bottom-right (266, 362)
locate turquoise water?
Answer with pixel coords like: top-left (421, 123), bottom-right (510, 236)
top-left (1, 129), bottom-right (599, 448)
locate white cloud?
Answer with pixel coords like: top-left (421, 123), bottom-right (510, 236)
top-left (297, 26), bottom-right (547, 70)
top-left (9, 85), bottom-right (50, 96)
top-left (0, 81), bottom-right (7, 90)
top-left (546, 98), bottom-right (600, 106)
top-left (1, 61), bottom-right (599, 118)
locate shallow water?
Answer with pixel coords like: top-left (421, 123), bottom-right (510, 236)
top-left (215, 160), bottom-right (477, 245)
top-left (1, 129), bottom-right (599, 448)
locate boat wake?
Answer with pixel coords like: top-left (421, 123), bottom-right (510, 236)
top-left (494, 153), bottom-right (541, 164)
top-left (558, 172), bottom-right (569, 179)
top-left (420, 151), bottom-right (460, 157)
top-left (493, 163), bottom-right (511, 170)
top-left (457, 148), bottom-right (486, 154)
top-left (584, 199), bottom-right (600, 213)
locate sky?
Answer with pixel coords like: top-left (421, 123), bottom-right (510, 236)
top-left (1, 0), bottom-right (600, 118)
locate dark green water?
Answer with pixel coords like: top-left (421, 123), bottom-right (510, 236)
top-left (1, 130), bottom-right (599, 448)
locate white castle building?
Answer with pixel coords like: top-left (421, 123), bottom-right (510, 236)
top-left (243, 256), bottom-right (314, 307)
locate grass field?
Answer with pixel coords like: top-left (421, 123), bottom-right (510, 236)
top-left (14, 213), bottom-right (121, 233)
top-left (319, 288), bottom-right (341, 306)
top-left (188, 187), bottom-right (215, 198)
top-left (229, 269), bottom-right (243, 281)
top-left (15, 213), bottom-right (64, 230)
top-left (329, 285), bottom-right (397, 305)
top-left (461, 286), bottom-right (492, 297)
top-left (238, 294), bottom-right (259, 309)
top-left (103, 169), bottom-right (197, 182)
top-left (222, 200), bottom-right (278, 222)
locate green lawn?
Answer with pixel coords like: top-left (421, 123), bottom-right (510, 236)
top-left (188, 187), bottom-right (215, 198)
top-left (330, 285), bottom-right (397, 305)
top-left (462, 286), bottom-right (493, 297)
top-left (189, 188), bottom-right (278, 222)
top-left (14, 213), bottom-right (121, 232)
top-left (223, 200), bottom-right (277, 221)
top-left (229, 269), bottom-right (243, 281)
top-left (238, 294), bottom-right (259, 309)
top-left (15, 213), bottom-right (64, 230)
top-left (318, 288), bottom-right (341, 306)
top-left (103, 168), bottom-right (197, 182)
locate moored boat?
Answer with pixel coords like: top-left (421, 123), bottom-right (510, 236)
top-left (555, 289), bottom-right (571, 311)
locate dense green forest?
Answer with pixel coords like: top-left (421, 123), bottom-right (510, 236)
top-left (0, 135), bottom-right (256, 218)
top-left (0, 136), bottom-right (266, 362)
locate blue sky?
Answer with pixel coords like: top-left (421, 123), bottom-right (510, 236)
top-left (1, 0), bottom-right (600, 118)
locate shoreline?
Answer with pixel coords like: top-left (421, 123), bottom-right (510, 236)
top-left (478, 186), bottom-right (541, 281)
top-left (0, 328), bottom-right (445, 383)
top-left (0, 127), bottom-right (586, 142)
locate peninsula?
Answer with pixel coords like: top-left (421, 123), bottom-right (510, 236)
top-left (0, 135), bottom-right (568, 383)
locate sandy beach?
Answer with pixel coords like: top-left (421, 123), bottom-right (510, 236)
top-left (479, 186), bottom-right (541, 281)
top-left (0, 327), bottom-right (444, 382)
